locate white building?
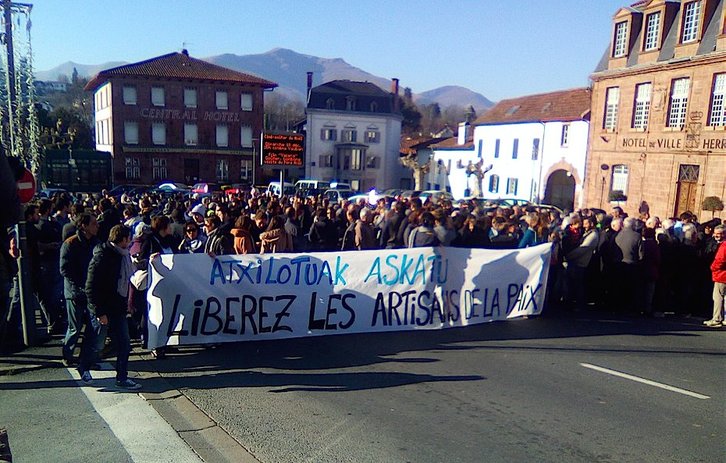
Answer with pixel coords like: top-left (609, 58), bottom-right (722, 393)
top-left (305, 79), bottom-right (404, 192)
top-left (468, 88), bottom-right (591, 210)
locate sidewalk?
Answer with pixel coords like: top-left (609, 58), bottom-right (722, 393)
top-left (0, 336), bottom-right (255, 463)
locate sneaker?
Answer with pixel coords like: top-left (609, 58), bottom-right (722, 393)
top-left (61, 357), bottom-right (76, 367)
top-left (704, 320), bottom-right (723, 328)
top-left (79, 370), bottom-right (93, 384)
top-left (115, 379), bottom-right (142, 390)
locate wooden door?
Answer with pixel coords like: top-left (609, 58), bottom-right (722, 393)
top-left (673, 164), bottom-right (699, 216)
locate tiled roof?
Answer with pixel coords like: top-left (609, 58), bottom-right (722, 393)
top-left (85, 52), bottom-right (277, 91)
top-left (473, 88), bottom-right (591, 125)
top-left (431, 137), bottom-right (475, 150)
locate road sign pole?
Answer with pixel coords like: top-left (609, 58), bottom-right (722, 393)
top-left (15, 221), bottom-right (36, 346)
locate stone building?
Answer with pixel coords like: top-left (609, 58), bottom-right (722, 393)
top-left (304, 78), bottom-right (404, 192)
top-left (584, 0), bottom-right (725, 219)
top-left (85, 51), bottom-right (277, 186)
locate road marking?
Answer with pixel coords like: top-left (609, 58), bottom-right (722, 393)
top-left (68, 364), bottom-right (203, 462)
top-left (580, 363), bottom-right (710, 400)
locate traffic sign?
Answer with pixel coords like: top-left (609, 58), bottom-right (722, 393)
top-left (16, 168), bottom-right (35, 204)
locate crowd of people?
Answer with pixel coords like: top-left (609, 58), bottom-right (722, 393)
top-left (1, 186), bottom-right (724, 386)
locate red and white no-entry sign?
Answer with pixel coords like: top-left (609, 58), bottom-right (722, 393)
top-left (16, 168), bottom-right (36, 204)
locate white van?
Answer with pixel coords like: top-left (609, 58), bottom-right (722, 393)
top-left (267, 181), bottom-right (295, 197)
top-left (295, 180), bottom-right (331, 197)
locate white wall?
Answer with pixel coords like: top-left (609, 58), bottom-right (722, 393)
top-left (471, 120), bottom-right (589, 204)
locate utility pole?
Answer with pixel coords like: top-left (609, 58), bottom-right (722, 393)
top-left (3, 0), bottom-right (38, 346)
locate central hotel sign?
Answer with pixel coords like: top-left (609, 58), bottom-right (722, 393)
top-left (140, 108), bottom-right (242, 122)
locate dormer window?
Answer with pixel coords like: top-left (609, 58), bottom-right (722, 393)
top-left (370, 101), bottom-right (378, 112)
top-left (346, 96), bottom-right (357, 111)
top-left (326, 98), bottom-right (335, 110)
top-left (613, 21), bottom-right (629, 57)
top-left (643, 11), bottom-right (661, 51)
top-left (681, 1), bottom-right (701, 43)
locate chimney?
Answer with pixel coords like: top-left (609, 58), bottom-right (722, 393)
top-left (391, 78), bottom-right (400, 111)
top-left (181, 49), bottom-right (189, 56)
top-left (306, 72), bottom-right (313, 105)
top-left (458, 122), bottom-right (470, 145)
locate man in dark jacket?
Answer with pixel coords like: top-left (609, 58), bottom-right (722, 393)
top-left (614, 217), bottom-right (644, 313)
top-left (84, 224), bottom-right (141, 390)
top-left (60, 214), bottom-right (99, 366)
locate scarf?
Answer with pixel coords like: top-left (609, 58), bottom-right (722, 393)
top-left (110, 242), bottom-right (133, 298)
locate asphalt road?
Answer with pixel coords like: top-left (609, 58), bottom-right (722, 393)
top-left (142, 311), bottom-right (726, 463)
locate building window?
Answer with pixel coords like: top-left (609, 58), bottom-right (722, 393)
top-left (124, 122), bottom-right (138, 145)
top-left (611, 165), bottom-right (629, 194)
top-left (216, 125), bottom-right (229, 147)
top-left (184, 88), bottom-right (197, 108)
top-left (326, 98), bottom-right (335, 110)
top-left (613, 21), bottom-right (628, 57)
top-left (346, 96), bottom-right (357, 111)
top-left (532, 138), bottom-right (540, 160)
top-left (603, 87), bottom-right (620, 131)
top-left (216, 91), bottom-right (228, 110)
top-left (370, 101), bottom-right (378, 112)
top-left (506, 178), bottom-right (518, 195)
top-left (125, 157), bottom-right (140, 180)
top-left (240, 93), bottom-right (253, 111)
top-left (184, 123), bottom-right (198, 146)
top-left (152, 158), bottom-right (167, 180)
top-left (151, 87), bottom-right (165, 107)
top-left (494, 139), bottom-right (500, 158)
top-left (319, 155), bottom-right (334, 168)
top-left (152, 122), bottom-right (166, 145)
top-left (488, 174), bottom-right (499, 193)
top-left (123, 86), bottom-right (137, 105)
top-left (643, 12), bottom-right (661, 51)
top-left (216, 159), bottom-right (229, 182)
top-left (321, 128), bottom-right (337, 141)
top-left (351, 149), bottom-right (364, 170)
top-left (708, 73), bottom-right (726, 126)
top-left (667, 78), bottom-right (690, 128)
top-left (365, 130), bottom-right (380, 143)
top-left (240, 160), bottom-right (252, 180)
top-left (632, 83), bottom-right (652, 129)
top-left (342, 129), bottom-right (357, 143)
top-left (512, 138), bottom-right (519, 159)
top-left (561, 124), bottom-right (570, 146)
top-left (681, 1), bottom-right (701, 43)
top-left (240, 125), bottom-right (252, 147)
top-left (366, 156), bottom-right (380, 169)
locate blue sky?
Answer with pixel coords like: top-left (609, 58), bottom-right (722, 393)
top-left (27, 0), bottom-right (626, 101)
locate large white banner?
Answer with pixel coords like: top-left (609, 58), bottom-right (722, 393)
top-left (147, 244), bottom-right (551, 349)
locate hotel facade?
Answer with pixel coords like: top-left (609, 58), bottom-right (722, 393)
top-left (584, 0), bottom-right (726, 219)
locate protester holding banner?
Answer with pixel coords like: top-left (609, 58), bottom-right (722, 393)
top-left (203, 215), bottom-right (234, 256)
top-left (260, 215), bottom-right (293, 254)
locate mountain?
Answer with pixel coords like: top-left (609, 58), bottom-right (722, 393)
top-left (415, 86), bottom-right (494, 112)
top-left (35, 48), bottom-right (495, 111)
top-left (34, 61), bottom-right (126, 82)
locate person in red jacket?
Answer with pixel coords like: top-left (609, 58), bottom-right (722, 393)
top-left (705, 224), bottom-right (725, 327)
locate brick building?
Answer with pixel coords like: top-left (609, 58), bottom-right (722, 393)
top-left (584, 0), bottom-right (726, 219)
top-left (85, 51), bottom-right (277, 187)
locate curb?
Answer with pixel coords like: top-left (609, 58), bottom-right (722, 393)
top-left (136, 352), bottom-right (260, 463)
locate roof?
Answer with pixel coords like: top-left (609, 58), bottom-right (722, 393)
top-left (308, 80), bottom-right (397, 114)
top-left (593, 0), bottom-right (725, 73)
top-left (85, 51), bottom-right (278, 91)
top-left (473, 88), bottom-right (591, 125)
top-left (431, 137), bottom-right (475, 150)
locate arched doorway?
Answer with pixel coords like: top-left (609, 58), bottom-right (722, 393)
top-left (543, 169), bottom-right (575, 211)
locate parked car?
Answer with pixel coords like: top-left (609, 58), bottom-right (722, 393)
top-left (419, 190), bottom-right (454, 204)
top-left (295, 179), bottom-right (331, 198)
top-left (399, 190), bottom-right (422, 201)
top-left (38, 187), bottom-right (67, 198)
top-left (191, 182), bottom-right (222, 194)
top-left (323, 189), bottom-right (355, 203)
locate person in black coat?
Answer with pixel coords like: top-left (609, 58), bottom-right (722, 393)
top-left (83, 224), bottom-right (141, 389)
